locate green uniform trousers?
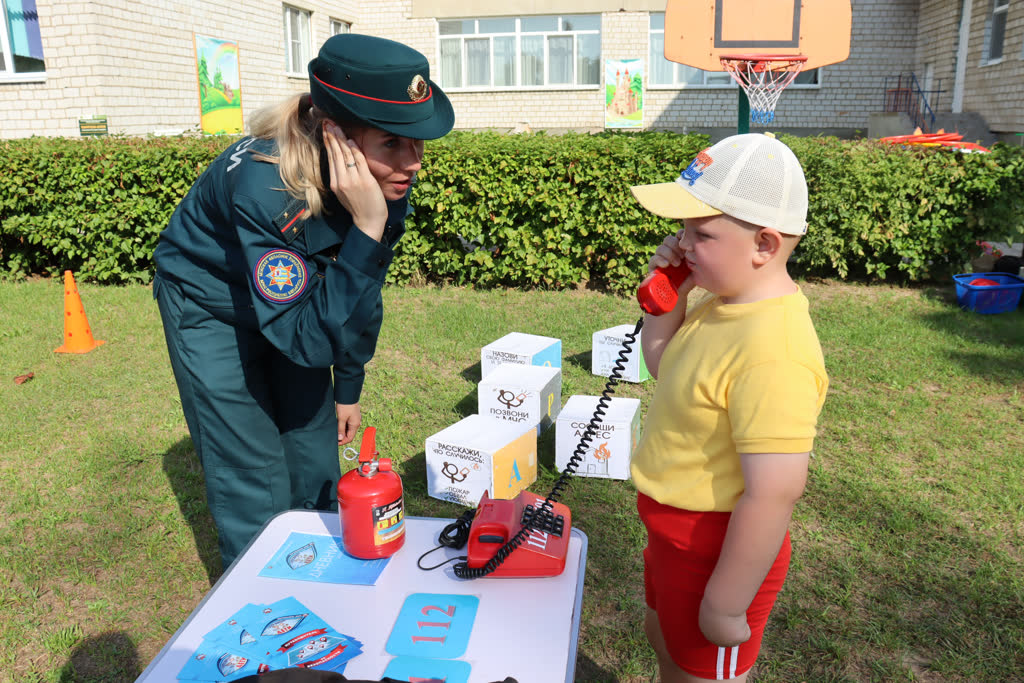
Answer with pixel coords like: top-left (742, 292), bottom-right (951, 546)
top-left (155, 274), bottom-right (340, 568)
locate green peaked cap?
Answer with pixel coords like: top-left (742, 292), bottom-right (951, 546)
top-left (308, 33), bottom-right (454, 140)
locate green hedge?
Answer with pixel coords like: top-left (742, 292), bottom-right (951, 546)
top-left (2, 131), bottom-right (1022, 290)
top-left (392, 130), bottom-right (706, 292)
top-left (0, 135), bottom-right (232, 283)
top-left (785, 135), bottom-right (1024, 280)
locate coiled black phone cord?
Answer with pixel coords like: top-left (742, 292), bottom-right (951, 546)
top-left (450, 317), bottom-right (644, 579)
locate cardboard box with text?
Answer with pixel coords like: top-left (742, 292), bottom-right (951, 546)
top-left (556, 395), bottom-right (642, 480)
top-left (478, 363), bottom-right (562, 435)
top-left (592, 325), bottom-right (651, 383)
top-left (425, 415), bottom-right (537, 506)
top-left (481, 332), bottom-right (561, 379)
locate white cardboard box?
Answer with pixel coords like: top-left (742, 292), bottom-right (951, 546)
top-left (425, 414), bottom-right (538, 506)
top-left (478, 363), bottom-right (562, 435)
top-left (592, 324), bottom-right (651, 383)
top-left (481, 332), bottom-right (561, 379)
top-left (555, 395), bottom-right (642, 480)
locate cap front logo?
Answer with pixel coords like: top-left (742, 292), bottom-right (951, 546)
top-left (407, 74), bottom-right (429, 102)
top-left (680, 149), bottom-right (714, 186)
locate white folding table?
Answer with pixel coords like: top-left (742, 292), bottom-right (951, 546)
top-left (137, 511), bottom-right (587, 683)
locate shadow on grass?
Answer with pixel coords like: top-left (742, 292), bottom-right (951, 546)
top-left (917, 285), bottom-right (1024, 384)
top-left (162, 437), bottom-right (222, 585)
top-left (575, 653), bottom-right (623, 682)
top-left (459, 361), bottom-right (482, 385)
top-left (779, 467), bottom-right (1024, 680)
top-left (566, 350), bottom-right (593, 372)
top-left (454, 386), bottom-right (477, 418)
top-left (58, 631), bottom-right (140, 682)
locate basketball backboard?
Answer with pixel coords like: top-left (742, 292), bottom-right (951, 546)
top-left (663, 0), bottom-right (852, 71)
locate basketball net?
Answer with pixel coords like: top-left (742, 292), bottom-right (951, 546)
top-left (720, 54), bottom-right (807, 124)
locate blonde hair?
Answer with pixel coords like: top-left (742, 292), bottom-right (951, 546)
top-left (248, 93), bottom-right (365, 218)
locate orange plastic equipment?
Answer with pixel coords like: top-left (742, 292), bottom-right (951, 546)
top-left (878, 129), bottom-right (990, 153)
top-left (54, 270), bottom-right (105, 353)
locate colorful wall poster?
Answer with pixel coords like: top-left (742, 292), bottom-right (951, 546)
top-left (194, 34), bottom-right (244, 135)
top-left (605, 58), bottom-right (644, 129)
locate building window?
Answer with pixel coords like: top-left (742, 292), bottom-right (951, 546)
top-left (986, 0), bottom-right (1009, 62)
top-left (438, 15), bottom-right (600, 89)
top-left (1, 0), bottom-right (45, 78)
top-left (284, 5), bottom-right (311, 75)
top-left (647, 13), bottom-right (818, 87)
top-left (330, 18), bottom-right (351, 35)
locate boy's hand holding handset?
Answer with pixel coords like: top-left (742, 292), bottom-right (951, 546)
top-left (636, 229), bottom-right (694, 317)
top-left (647, 228), bottom-right (691, 278)
top-left (323, 121), bottom-right (388, 242)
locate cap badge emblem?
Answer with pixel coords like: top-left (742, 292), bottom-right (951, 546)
top-left (407, 75), bottom-right (429, 102)
top-left (680, 150), bottom-right (714, 186)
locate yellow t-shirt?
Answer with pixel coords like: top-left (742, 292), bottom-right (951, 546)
top-left (630, 288), bottom-right (828, 512)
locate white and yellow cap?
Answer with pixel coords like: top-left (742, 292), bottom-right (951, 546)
top-left (630, 133), bottom-right (808, 235)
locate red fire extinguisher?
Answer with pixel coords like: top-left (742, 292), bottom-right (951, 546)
top-left (337, 426), bottom-right (405, 559)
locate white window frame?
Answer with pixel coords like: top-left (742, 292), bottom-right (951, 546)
top-left (436, 15), bottom-right (601, 92)
top-left (646, 12), bottom-right (819, 90)
top-left (0, 0), bottom-right (46, 82)
top-left (330, 18), bottom-right (351, 36)
top-left (284, 4), bottom-right (312, 77)
top-left (985, 0), bottom-right (1009, 64)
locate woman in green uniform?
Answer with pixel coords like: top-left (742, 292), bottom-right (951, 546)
top-left (153, 34), bottom-right (454, 569)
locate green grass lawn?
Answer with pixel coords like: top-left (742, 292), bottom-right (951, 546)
top-left (0, 278), bottom-right (1021, 682)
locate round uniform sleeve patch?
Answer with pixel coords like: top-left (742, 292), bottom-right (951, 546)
top-left (253, 249), bottom-right (309, 303)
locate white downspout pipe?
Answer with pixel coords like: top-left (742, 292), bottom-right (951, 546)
top-left (952, 0), bottom-right (972, 112)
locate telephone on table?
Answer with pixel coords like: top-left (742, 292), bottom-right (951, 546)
top-left (436, 262), bottom-right (691, 580)
top-left (464, 491), bottom-right (571, 578)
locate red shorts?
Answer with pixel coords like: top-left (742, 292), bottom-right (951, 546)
top-left (639, 492), bottom-right (791, 680)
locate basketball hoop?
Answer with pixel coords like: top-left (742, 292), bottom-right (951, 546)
top-left (720, 54), bottom-right (808, 124)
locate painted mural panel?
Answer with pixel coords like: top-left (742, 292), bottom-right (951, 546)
top-left (194, 34), bottom-right (244, 135)
top-left (605, 58), bottom-right (643, 129)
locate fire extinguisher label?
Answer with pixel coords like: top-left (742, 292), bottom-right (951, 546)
top-left (372, 497), bottom-right (405, 546)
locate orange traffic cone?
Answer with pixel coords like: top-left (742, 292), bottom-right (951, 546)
top-left (54, 270), bottom-right (105, 354)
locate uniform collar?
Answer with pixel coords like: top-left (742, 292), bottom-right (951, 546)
top-left (305, 192), bottom-right (410, 254)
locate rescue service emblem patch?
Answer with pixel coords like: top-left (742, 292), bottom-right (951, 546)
top-left (254, 249), bottom-right (308, 303)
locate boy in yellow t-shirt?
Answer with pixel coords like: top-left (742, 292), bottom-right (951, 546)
top-left (629, 134), bottom-right (828, 682)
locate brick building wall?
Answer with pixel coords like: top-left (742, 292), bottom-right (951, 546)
top-left (7, 0), bottom-right (1020, 139)
top-left (915, 0), bottom-right (960, 114)
top-left (0, 0), bottom-right (356, 139)
top-left (962, 0), bottom-right (1024, 132)
top-left (357, 0), bottom-right (922, 134)
top-left (771, 0), bottom-right (919, 130)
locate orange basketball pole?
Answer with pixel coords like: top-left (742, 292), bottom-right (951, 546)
top-left (54, 270), bottom-right (105, 354)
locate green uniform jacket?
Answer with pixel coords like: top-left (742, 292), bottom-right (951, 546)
top-left (154, 135), bottom-right (409, 404)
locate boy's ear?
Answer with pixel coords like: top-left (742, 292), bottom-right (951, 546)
top-left (752, 228), bottom-right (784, 265)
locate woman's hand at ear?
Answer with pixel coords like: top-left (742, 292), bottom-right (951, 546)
top-left (323, 121), bottom-right (388, 242)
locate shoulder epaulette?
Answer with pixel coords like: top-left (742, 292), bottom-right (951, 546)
top-left (273, 197), bottom-right (309, 244)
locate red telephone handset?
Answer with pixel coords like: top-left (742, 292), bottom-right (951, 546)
top-left (636, 262), bottom-right (692, 316)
